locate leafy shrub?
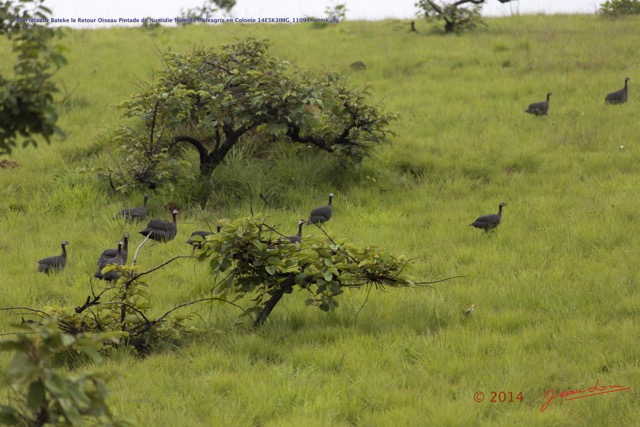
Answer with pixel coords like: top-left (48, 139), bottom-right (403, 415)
top-left (0, 318), bottom-right (130, 426)
top-left (0, 0), bottom-right (67, 155)
top-left (96, 38), bottom-right (396, 193)
top-left (198, 215), bottom-right (440, 326)
top-left (599, 0), bottom-right (640, 16)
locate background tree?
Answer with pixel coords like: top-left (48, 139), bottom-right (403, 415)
top-left (178, 0), bottom-right (236, 25)
top-left (0, 0), bottom-right (66, 155)
top-left (415, 0), bottom-right (513, 33)
top-left (599, 0), bottom-right (640, 16)
top-left (102, 38), bottom-right (395, 191)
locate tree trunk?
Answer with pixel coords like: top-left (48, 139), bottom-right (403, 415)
top-left (254, 276), bottom-right (295, 327)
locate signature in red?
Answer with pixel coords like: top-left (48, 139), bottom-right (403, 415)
top-left (540, 379), bottom-right (631, 412)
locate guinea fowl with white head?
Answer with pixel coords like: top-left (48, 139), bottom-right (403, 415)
top-left (307, 193), bottom-right (334, 225)
top-left (97, 233), bottom-right (129, 266)
top-left (139, 209), bottom-right (179, 242)
top-left (470, 203), bottom-right (507, 232)
top-left (286, 219), bottom-right (306, 243)
top-left (37, 241), bottom-right (69, 274)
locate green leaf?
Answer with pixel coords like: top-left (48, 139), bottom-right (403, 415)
top-left (44, 372), bottom-right (67, 397)
top-left (265, 265), bottom-right (276, 275)
top-left (26, 381), bottom-right (46, 411)
top-left (0, 406), bottom-right (20, 425)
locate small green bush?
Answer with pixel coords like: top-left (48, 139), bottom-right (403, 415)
top-left (600, 0), bottom-right (640, 16)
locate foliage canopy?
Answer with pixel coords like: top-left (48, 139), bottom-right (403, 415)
top-left (599, 0), bottom-right (640, 16)
top-left (415, 0), bottom-right (513, 33)
top-left (0, 318), bottom-right (129, 426)
top-left (0, 0), bottom-right (66, 155)
top-left (103, 38), bottom-right (396, 192)
top-left (198, 215), bottom-right (427, 327)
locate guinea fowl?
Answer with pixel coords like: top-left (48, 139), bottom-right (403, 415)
top-left (525, 93), bottom-right (552, 116)
top-left (116, 194), bottom-right (149, 222)
top-left (37, 241), bottom-right (69, 274)
top-left (286, 219), bottom-right (306, 243)
top-left (94, 241), bottom-right (124, 282)
top-left (307, 193), bottom-right (334, 225)
top-left (605, 77), bottom-right (630, 105)
top-left (470, 203), bottom-right (507, 232)
top-left (97, 233), bottom-right (129, 266)
top-left (186, 225), bottom-right (222, 251)
top-left (139, 209), bottom-right (179, 242)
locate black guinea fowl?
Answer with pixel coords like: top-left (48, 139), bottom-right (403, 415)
top-left (605, 77), bottom-right (629, 105)
top-left (470, 203), bottom-right (507, 232)
top-left (37, 241), bottom-right (69, 274)
top-left (307, 193), bottom-right (334, 225)
top-left (186, 225), bottom-right (221, 251)
top-left (139, 209), bottom-right (179, 242)
top-left (95, 241), bottom-right (124, 282)
top-left (525, 93), bottom-right (552, 116)
top-left (97, 233), bottom-right (129, 266)
top-left (116, 194), bottom-right (149, 222)
top-left (286, 219), bottom-right (306, 243)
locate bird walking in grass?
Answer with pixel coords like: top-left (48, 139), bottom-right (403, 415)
top-left (140, 209), bottom-right (179, 242)
top-left (186, 225), bottom-right (221, 252)
top-left (463, 304), bottom-right (477, 317)
top-left (605, 77), bottom-right (629, 105)
top-left (307, 193), bottom-right (334, 225)
top-left (94, 241), bottom-right (124, 282)
top-left (116, 194), bottom-right (150, 222)
top-left (470, 203), bottom-right (507, 232)
top-left (37, 241), bottom-right (69, 274)
top-left (525, 93), bottom-right (552, 116)
top-left (285, 219), bottom-right (306, 243)
top-left (97, 234), bottom-right (129, 266)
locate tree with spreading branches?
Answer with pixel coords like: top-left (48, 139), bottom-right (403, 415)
top-left (100, 38), bottom-right (396, 191)
top-left (416, 0), bottom-right (514, 33)
top-left (0, 0), bottom-right (66, 155)
top-left (198, 215), bottom-right (460, 327)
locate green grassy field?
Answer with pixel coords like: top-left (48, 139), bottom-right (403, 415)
top-left (1, 14), bottom-right (639, 426)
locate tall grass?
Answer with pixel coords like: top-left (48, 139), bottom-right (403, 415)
top-left (1, 15), bottom-right (640, 425)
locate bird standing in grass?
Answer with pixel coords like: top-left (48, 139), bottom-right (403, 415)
top-left (605, 77), bottom-right (629, 105)
top-left (463, 304), bottom-right (477, 317)
top-left (140, 209), bottom-right (179, 242)
top-left (286, 219), bottom-right (306, 243)
top-left (307, 193), bottom-right (334, 225)
top-left (37, 241), bottom-right (69, 274)
top-left (470, 203), bottom-right (507, 232)
top-left (116, 194), bottom-right (149, 222)
top-left (97, 233), bottom-right (129, 266)
top-left (525, 93), bottom-right (552, 116)
top-left (186, 225), bottom-right (222, 252)
top-left (94, 241), bottom-right (124, 281)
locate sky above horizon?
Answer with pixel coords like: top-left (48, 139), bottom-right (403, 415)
top-left (43, 0), bottom-right (605, 27)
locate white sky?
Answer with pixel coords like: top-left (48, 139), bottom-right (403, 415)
top-left (42, 0), bottom-right (605, 27)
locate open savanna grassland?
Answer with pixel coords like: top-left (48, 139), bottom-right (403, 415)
top-left (1, 13), bottom-right (640, 426)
